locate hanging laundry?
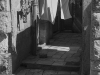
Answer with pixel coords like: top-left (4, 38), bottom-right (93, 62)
top-left (47, 0), bottom-right (58, 24)
top-left (39, 0), bottom-right (48, 21)
top-left (60, 0), bottom-right (72, 19)
top-left (39, 0), bottom-right (58, 24)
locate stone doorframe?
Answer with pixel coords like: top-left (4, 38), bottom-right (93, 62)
top-left (81, 0), bottom-right (100, 75)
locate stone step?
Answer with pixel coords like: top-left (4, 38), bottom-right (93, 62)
top-left (21, 56), bottom-right (80, 72)
top-left (20, 63), bottom-right (80, 72)
top-left (21, 48), bottom-right (81, 72)
top-left (16, 67), bottom-right (80, 75)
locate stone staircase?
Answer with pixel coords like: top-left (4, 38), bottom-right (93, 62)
top-left (16, 33), bottom-right (82, 75)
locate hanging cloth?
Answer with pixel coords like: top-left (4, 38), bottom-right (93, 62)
top-left (47, 0), bottom-right (58, 24)
top-left (39, 0), bottom-right (48, 21)
top-left (39, 0), bottom-right (58, 24)
top-left (60, 0), bottom-right (72, 19)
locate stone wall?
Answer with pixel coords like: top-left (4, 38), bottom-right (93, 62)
top-left (0, 0), bottom-right (12, 74)
top-left (9, 0), bottom-right (34, 73)
top-left (90, 0), bottom-right (100, 75)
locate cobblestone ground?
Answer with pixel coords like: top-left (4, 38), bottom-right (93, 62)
top-left (16, 33), bottom-right (82, 75)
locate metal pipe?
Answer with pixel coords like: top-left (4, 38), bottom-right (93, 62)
top-left (31, 0), bottom-right (38, 56)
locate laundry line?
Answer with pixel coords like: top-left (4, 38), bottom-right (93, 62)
top-left (39, 0), bottom-right (72, 24)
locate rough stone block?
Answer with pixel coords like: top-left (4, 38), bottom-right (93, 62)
top-left (0, 53), bottom-right (12, 75)
top-left (0, 12), bottom-right (11, 33)
top-left (52, 54), bottom-right (62, 59)
top-left (90, 70), bottom-right (100, 75)
top-left (56, 59), bottom-right (64, 62)
top-left (0, 32), bottom-right (8, 54)
top-left (0, 0), bottom-right (10, 11)
top-left (94, 40), bottom-right (100, 60)
top-left (30, 69), bottom-right (43, 75)
top-left (91, 61), bottom-right (100, 71)
top-left (65, 57), bottom-right (80, 62)
top-left (55, 52), bottom-right (65, 55)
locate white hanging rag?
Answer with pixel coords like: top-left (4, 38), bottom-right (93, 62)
top-left (47, 0), bottom-right (58, 24)
top-left (39, 0), bottom-right (58, 24)
top-left (60, 0), bottom-right (72, 19)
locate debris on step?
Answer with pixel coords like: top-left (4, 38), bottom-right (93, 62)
top-left (39, 53), bottom-right (48, 58)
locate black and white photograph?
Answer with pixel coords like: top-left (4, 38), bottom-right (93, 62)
top-left (0, 0), bottom-right (96, 75)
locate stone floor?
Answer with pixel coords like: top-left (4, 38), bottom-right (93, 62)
top-left (16, 32), bottom-right (82, 75)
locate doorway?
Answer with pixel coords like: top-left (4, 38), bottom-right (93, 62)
top-left (17, 0), bottom-right (83, 75)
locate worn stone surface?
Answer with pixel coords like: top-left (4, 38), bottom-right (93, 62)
top-left (0, 32), bottom-right (8, 54)
top-left (36, 60), bottom-right (54, 65)
top-left (47, 51), bottom-right (57, 57)
top-left (81, 0), bottom-right (91, 75)
top-left (52, 61), bottom-right (66, 66)
top-left (0, 12), bottom-right (11, 33)
top-left (16, 68), bottom-right (80, 75)
top-left (0, 0), bottom-right (12, 74)
top-left (90, 71), bottom-right (100, 75)
top-left (93, 13), bottom-right (100, 39)
top-left (16, 33), bottom-right (81, 75)
top-left (90, 0), bottom-right (100, 75)
top-left (65, 57), bottom-right (80, 62)
top-left (22, 33), bottom-right (82, 72)
top-left (94, 40), bottom-right (100, 59)
top-left (0, 53), bottom-right (11, 75)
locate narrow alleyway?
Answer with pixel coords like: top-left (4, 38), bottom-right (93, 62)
top-left (16, 31), bottom-right (82, 75)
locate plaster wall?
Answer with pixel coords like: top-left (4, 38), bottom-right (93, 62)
top-left (9, 0), bottom-right (34, 73)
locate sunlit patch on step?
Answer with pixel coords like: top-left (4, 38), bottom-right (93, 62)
top-left (38, 45), bottom-right (70, 51)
